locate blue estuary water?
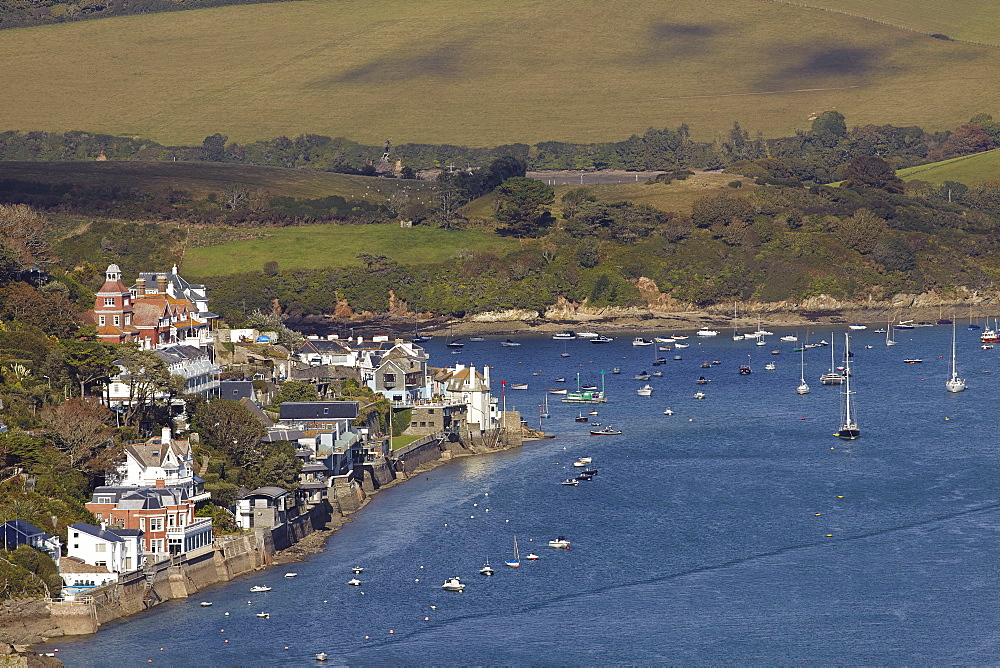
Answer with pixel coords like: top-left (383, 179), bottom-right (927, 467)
top-left (44, 325), bottom-right (1000, 665)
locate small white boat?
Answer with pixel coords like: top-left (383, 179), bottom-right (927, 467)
top-left (509, 383), bottom-right (528, 390)
top-left (764, 362), bottom-right (776, 371)
top-left (573, 460), bottom-right (588, 467)
top-left (525, 553), bottom-right (540, 561)
top-left (848, 324), bottom-right (867, 330)
top-left (552, 331), bottom-right (577, 340)
top-left (693, 391), bottom-right (706, 399)
top-left (654, 337), bottom-right (675, 343)
top-left (780, 335), bottom-right (798, 342)
top-left (284, 572), bottom-right (298, 578)
top-left (549, 388), bottom-right (568, 395)
top-left (632, 338), bottom-right (654, 346)
top-left (577, 332), bottom-right (599, 338)
top-left (500, 339), bottom-right (521, 347)
top-left (351, 566), bottom-right (364, 574)
top-left (256, 612), bottom-right (270, 619)
top-left (479, 560), bottom-right (494, 576)
top-left (561, 478), bottom-right (580, 486)
top-left (674, 342), bottom-right (690, 349)
top-left (663, 408), bottom-right (674, 415)
top-left (637, 384), bottom-right (653, 396)
top-left (589, 335), bottom-right (614, 344)
top-left (347, 578), bottom-right (362, 586)
top-left (441, 577), bottom-right (466, 592)
top-left (590, 426), bottom-right (622, 435)
top-left (548, 537), bottom-right (571, 549)
top-left (469, 336), bottom-right (485, 342)
top-left (696, 329), bottom-right (719, 337)
top-left (316, 652), bottom-right (329, 662)
top-left (249, 585), bottom-right (271, 593)
top-left (199, 601), bottom-right (213, 607)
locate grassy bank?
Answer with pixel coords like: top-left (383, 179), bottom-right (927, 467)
top-left (898, 149), bottom-right (1000, 185)
top-left (0, 0), bottom-right (995, 146)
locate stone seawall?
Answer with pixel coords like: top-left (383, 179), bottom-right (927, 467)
top-left (1, 504), bottom-right (331, 650)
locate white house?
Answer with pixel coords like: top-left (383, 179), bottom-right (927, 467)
top-left (104, 427), bottom-right (211, 503)
top-left (297, 337), bottom-right (358, 367)
top-left (105, 345), bottom-right (220, 407)
top-left (431, 364), bottom-right (498, 431)
top-left (66, 522), bottom-right (143, 574)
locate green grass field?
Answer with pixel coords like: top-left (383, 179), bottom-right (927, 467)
top-left (181, 223), bottom-right (518, 277)
top-left (0, 0), bottom-right (995, 147)
top-left (0, 161), bottom-right (435, 203)
top-left (781, 0), bottom-right (1000, 46)
top-left (898, 149), bottom-right (1000, 185)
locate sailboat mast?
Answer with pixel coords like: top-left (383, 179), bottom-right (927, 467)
top-left (951, 321), bottom-right (957, 378)
top-left (843, 333), bottom-right (853, 426)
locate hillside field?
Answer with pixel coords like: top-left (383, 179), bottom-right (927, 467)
top-left (0, 0), bottom-right (996, 147)
top-left (898, 149), bottom-right (1000, 185)
top-left (0, 161), bottom-right (435, 203)
top-left (180, 224), bottom-right (518, 277)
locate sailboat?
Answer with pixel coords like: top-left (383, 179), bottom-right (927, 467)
top-left (885, 315), bottom-right (897, 347)
top-left (946, 321), bottom-right (966, 393)
top-left (446, 324), bottom-right (463, 349)
top-left (732, 302), bottom-right (744, 341)
top-left (835, 332), bottom-right (859, 440)
top-left (797, 346), bottom-right (810, 394)
top-left (819, 334), bottom-right (844, 385)
top-left (505, 536), bottom-right (520, 568)
top-left (540, 395), bottom-right (550, 420)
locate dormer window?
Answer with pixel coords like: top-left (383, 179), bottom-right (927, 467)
top-left (104, 298), bottom-right (115, 306)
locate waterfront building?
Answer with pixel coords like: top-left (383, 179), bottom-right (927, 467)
top-left (0, 520), bottom-right (61, 567)
top-left (104, 428), bottom-right (210, 503)
top-left (66, 522), bottom-right (143, 574)
top-left (235, 486), bottom-right (297, 530)
top-left (431, 364), bottom-right (499, 431)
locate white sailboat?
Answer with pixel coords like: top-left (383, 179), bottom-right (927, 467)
top-left (505, 535), bottom-right (520, 568)
top-left (819, 333), bottom-right (844, 385)
top-left (732, 302), bottom-right (744, 341)
top-left (835, 332), bottom-right (859, 440)
top-left (946, 321), bottom-right (966, 393)
top-left (885, 315), bottom-right (897, 346)
top-left (797, 345), bottom-right (810, 394)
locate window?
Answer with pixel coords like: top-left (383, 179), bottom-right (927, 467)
top-left (428, 409), bottom-right (435, 414)
top-left (113, 316), bottom-right (121, 326)
top-left (95, 543), bottom-right (105, 553)
top-left (125, 315), bottom-right (131, 325)
top-left (384, 373), bottom-right (396, 383)
top-left (139, 518), bottom-right (145, 531)
top-left (97, 496), bottom-right (112, 504)
top-left (99, 316), bottom-right (106, 326)
top-left (148, 518), bottom-right (163, 531)
top-left (95, 561), bottom-right (106, 568)
top-left (168, 515), bottom-right (175, 527)
top-left (104, 297), bottom-right (115, 306)
top-left (73, 532), bottom-right (79, 538)
top-left (125, 557), bottom-right (132, 570)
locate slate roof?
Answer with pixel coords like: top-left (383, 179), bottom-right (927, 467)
top-left (220, 380), bottom-right (254, 401)
top-left (242, 486), bottom-right (289, 499)
top-left (70, 522), bottom-right (124, 543)
top-left (279, 401), bottom-right (359, 420)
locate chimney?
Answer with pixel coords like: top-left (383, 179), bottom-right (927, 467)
top-left (157, 273), bottom-right (167, 294)
top-left (136, 277), bottom-right (146, 297)
top-left (161, 427), bottom-right (171, 444)
top-left (155, 479), bottom-right (165, 488)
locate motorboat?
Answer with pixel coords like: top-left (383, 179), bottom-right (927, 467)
top-left (739, 365), bottom-right (751, 375)
top-left (673, 335), bottom-right (689, 340)
top-left (590, 335), bottom-right (614, 344)
top-left (575, 414), bottom-right (588, 422)
top-left (577, 332), bottom-right (599, 338)
top-left (256, 612), bottom-right (270, 619)
top-left (510, 383), bottom-right (528, 390)
top-left (634, 372), bottom-right (651, 381)
top-left (441, 577), bottom-right (466, 592)
top-left (673, 355), bottom-right (683, 361)
top-left (658, 345), bottom-right (672, 351)
top-left (525, 553), bottom-right (540, 561)
top-left (199, 601), bottom-right (213, 607)
top-left (352, 567), bottom-right (364, 574)
top-left (764, 362), bottom-right (776, 371)
top-left (651, 370), bottom-right (663, 377)
top-left (693, 391), bottom-right (706, 399)
top-left (582, 469), bottom-right (598, 476)
top-left (780, 335), bottom-right (798, 342)
top-left (347, 578), bottom-right (362, 586)
top-left (652, 357), bottom-right (667, 365)
top-left (894, 320), bottom-right (915, 330)
top-left (663, 408), bottom-right (674, 415)
top-left (637, 384), bottom-right (653, 396)
top-left (581, 384), bottom-right (598, 390)
top-left (712, 360), bottom-right (722, 365)
top-left (674, 343), bottom-right (690, 349)
top-left (904, 359), bottom-right (924, 364)
top-left (552, 331), bottom-right (577, 340)
top-left (284, 572), bottom-right (298, 578)
top-left (573, 460), bottom-right (588, 467)
top-left (548, 537), bottom-right (571, 549)
top-left (250, 585), bottom-right (271, 593)
top-left (696, 377), bottom-right (710, 384)
top-left (561, 478), bottom-right (580, 486)
top-left (654, 337), bottom-right (675, 343)
top-left (575, 473), bottom-right (593, 481)
top-left (590, 426), bottom-right (622, 435)
top-left (316, 652), bottom-right (329, 662)
top-left (701, 361), bottom-right (712, 368)
top-left (696, 329), bottom-right (719, 337)
top-left (446, 340), bottom-right (464, 349)
top-left (848, 324), bottom-right (867, 330)
top-left (588, 410), bottom-right (599, 415)
top-left (771, 349), bottom-right (781, 355)
top-left (611, 367), bottom-right (621, 374)
top-left (480, 561), bottom-right (494, 576)
top-left (500, 339), bottom-right (521, 347)
top-left (632, 338), bottom-right (654, 346)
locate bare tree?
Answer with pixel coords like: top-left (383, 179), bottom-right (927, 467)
top-left (41, 398), bottom-right (114, 469)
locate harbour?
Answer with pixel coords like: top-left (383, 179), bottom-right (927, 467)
top-left (40, 324), bottom-right (1000, 665)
